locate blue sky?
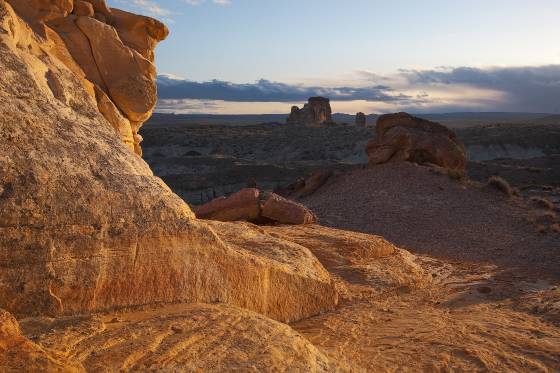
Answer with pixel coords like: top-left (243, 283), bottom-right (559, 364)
top-left (110, 0), bottom-right (560, 114)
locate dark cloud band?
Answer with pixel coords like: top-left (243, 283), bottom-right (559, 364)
top-left (157, 64), bottom-right (560, 113)
top-left (157, 76), bottom-right (411, 103)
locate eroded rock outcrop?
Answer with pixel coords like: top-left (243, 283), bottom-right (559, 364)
top-left (0, 309), bottom-right (83, 371)
top-left (287, 97), bottom-right (333, 125)
top-left (193, 188), bottom-right (317, 225)
top-left (366, 112), bottom-right (467, 172)
top-left (15, 304), bottom-right (343, 372)
top-left (262, 193), bottom-right (317, 225)
top-left (193, 188), bottom-right (261, 222)
top-left (0, 0), bottom-right (337, 323)
top-left (9, 0), bottom-right (167, 155)
top-left (355, 112), bottom-right (366, 126)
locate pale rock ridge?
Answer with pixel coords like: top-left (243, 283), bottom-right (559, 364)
top-left (0, 0), bottom-right (337, 323)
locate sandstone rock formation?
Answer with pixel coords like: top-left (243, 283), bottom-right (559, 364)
top-left (0, 309), bottom-right (82, 371)
top-left (9, 0), bottom-right (167, 155)
top-left (262, 193), bottom-right (318, 225)
top-left (193, 188), bottom-right (317, 225)
top-left (287, 97), bottom-right (333, 125)
top-left (0, 0), bottom-right (337, 323)
top-left (366, 112), bottom-right (467, 172)
top-left (193, 188), bottom-right (261, 222)
top-left (355, 112), bottom-right (366, 125)
top-left (14, 304), bottom-right (343, 372)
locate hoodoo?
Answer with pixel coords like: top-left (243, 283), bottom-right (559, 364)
top-left (287, 96), bottom-right (333, 124)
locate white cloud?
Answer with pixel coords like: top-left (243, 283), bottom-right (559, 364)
top-left (112, 0), bottom-right (175, 19)
top-left (183, 0), bottom-right (231, 5)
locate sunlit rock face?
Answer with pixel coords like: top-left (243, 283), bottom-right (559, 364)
top-left (287, 97), bottom-right (333, 125)
top-left (8, 0), bottom-right (168, 155)
top-left (366, 112), bottom-right (467, 172)
top-left (0, 0), bottom-right (338, 322)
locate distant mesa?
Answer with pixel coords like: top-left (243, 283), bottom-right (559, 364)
top-left (366, 112), bottom-right (467, 172)
top-left (355, 112), bottom-right (366, 125)
top-left (287, 96), bottom-right (333, 125)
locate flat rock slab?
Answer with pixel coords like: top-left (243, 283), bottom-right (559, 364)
top-left (17, 303), bottom-right (345, 372)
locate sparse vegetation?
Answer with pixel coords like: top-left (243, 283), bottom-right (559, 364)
top-left (447, 169), bottom-right (465, 180)
top-left (537, 225), bottom-right (547, 234)
top-left (530, 196), bottom-right (555, 210)
top-left (486, 176), bottom-right (513, 197)
top-left (539, 210), bottom-right (558, 223)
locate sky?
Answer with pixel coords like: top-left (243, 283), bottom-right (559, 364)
top-left (109, 0), bottom-right (560, 114)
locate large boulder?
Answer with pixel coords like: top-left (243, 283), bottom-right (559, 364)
top-left (0, 0), bottom-right (337, 323)
top-left (262, 193), bottom-right (318, 225)
top-left (366, 112), bottom-right (467, 172)
top-left (194, 188), bottom-right (319, 225)
top-left (287, 97), bottom-right (333, 125)
top-left (193, 188), bottom-right (261, 222)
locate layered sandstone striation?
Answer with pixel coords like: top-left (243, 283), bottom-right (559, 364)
top-left (287, 97), bottom-right (333, 125)
top-left (0, 309), bottom-right (83, 372)
top-left (366, 112), bottom-right (467, 172)
top-left (0, 0), bottom-right (337, 323)
top-left (14, 304), bottom-right (344, 372)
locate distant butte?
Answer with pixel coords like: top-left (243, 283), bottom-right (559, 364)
top-left (287, 96), bottom-right (333, 125)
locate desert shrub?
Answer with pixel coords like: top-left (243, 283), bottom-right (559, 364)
top-left (537, 225), bottom-right (547, 234)
top-left (539, 211), bottom-right (558, 223)
top-left (530, 196), bottom-right (555, 210)
top-left (447, 169), bottom-right (465, 181)
top-left (551, 224), bottom-right (560, 233)
top-left (486, 176), bottom-right (513, 197)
